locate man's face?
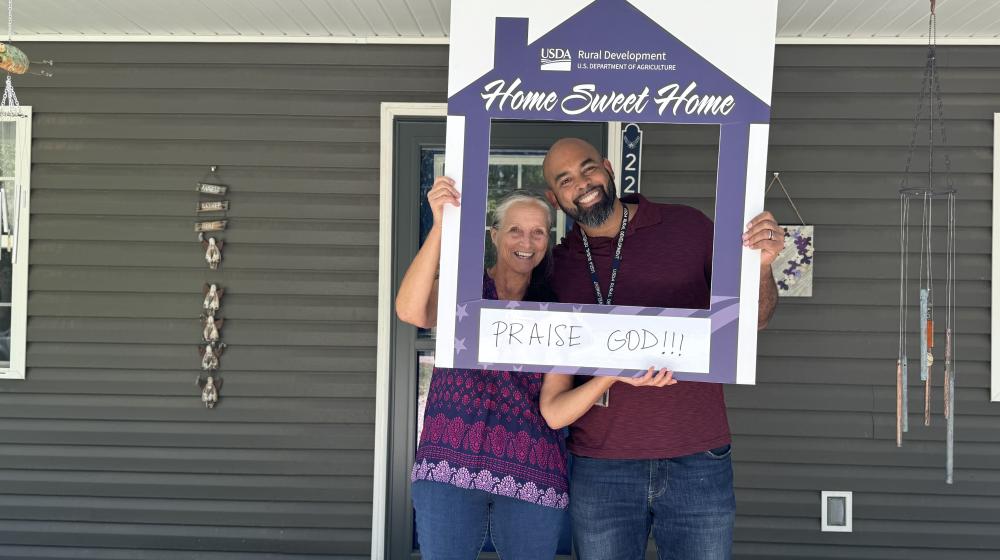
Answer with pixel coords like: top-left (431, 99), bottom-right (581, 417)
top-left (543, 140), bottom-right (617, 229)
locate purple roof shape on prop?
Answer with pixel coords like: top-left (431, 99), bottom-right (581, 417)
top-left (448, 0), bottom-right (771, 124)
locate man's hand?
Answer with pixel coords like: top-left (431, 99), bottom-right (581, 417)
top-left (743, 211), bottom-right (785, 267)
top-left (619, 367), bottom-right (677, 387)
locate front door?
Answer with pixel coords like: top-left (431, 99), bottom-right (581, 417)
top-left (385, 117), bottom-right (607, 559)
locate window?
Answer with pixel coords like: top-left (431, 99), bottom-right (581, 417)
top-left (0, 106), bottom-right (30, 380)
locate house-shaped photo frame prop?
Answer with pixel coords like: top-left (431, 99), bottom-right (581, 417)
top-left (437, 0), bottom-right (777, 384)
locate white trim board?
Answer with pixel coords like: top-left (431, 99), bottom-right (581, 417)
top-left (372, 102), bottom-right (447, 560)
top-left (992, 113), bottom-right (1000, 402)
top-left (14, 34), bottom-right (1000, 46)
top-left (0, 107), bottom-right (31, 381)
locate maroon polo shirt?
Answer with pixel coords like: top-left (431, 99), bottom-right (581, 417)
top-left (551, 194), bottom-right (731, 459)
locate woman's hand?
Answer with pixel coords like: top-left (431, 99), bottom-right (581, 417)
top-left (395, 176), bottom-right (457, 328)
top-left (618, 367), bottom-right (677, 387)
top-left (428, 176), bottom-right (461, 228)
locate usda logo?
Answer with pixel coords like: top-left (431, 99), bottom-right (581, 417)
top-left (540, 48), bottom-right (572, 71)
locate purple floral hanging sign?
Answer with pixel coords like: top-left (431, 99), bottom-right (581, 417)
top-left (773, 225), bottom-right (814, 297)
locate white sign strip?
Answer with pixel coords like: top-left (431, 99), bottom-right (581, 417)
top-left (735, 123), bottom-right (769, 384)
top-left (479, 308), bottom-right (711, 373)
top-left (435, 115), bottom-right (467, 367)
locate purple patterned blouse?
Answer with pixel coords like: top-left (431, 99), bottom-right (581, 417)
top-left (411, 272), bottom-right (569, 509)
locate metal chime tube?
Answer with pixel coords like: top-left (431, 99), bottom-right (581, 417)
top-left (896, 360), bottom-right (903, 447)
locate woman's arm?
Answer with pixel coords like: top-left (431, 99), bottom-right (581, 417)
top-left (539, 373), bottom-right (616, 430)
top-left (394, 177), bottom-right (459, 328)
top-left (539, 368), bottom-right (678, 430)
top-left (395, 226), bottom-right (442, 328)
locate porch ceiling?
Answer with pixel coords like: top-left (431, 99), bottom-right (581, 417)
top-left (11, 0), bottom-right (1000, 44)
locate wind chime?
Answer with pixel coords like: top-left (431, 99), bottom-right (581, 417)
top-left (196, 167), bottom-right (230, 408)
top-left (896, 0), bottom-right (957, 484)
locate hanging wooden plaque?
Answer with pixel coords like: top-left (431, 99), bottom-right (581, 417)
top-left (197, 182), bottom-right (229, 196)
top-left (197, 200), bottom-right (230, 213)
top-left (195, 220), bottom-right (228, 233)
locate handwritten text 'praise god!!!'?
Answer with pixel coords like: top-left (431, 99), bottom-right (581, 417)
top-left (480, 78), bottom-right (735, 117)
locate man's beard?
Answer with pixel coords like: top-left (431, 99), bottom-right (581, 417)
top-left (560, 177), bottom-right (617, 228)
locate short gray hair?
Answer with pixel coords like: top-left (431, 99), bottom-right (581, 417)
top-left (492, 191), bottom-right (553, 230)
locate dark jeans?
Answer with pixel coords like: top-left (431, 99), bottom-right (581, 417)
top-left (412, 480), bottom-right (564, 560)
top-left (570, 445), bottom-right (735, 560)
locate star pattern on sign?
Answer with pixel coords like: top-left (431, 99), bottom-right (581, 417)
top-left (512, 365), bottom-right (523, 372)
top-left (505, 300), bottom-right (520, 309)
top-left (573, 305), bottom-right (583, 313)
top-left (456, 304), bottom-right (469, 321)
top-left (539, 303), bottom-right (549, 311)
top-left (454, 337), bottom-right (467, 353)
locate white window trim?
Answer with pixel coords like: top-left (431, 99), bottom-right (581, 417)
top-left (0, 106), bottom-right (30, 381)
top-left (992, 113), bottom-right (999, 401)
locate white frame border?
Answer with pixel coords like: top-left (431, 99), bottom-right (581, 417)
top-left (0, 106), bottom-right (31, 381)
top-left (820, 490), bottom-right (853, 533)
top-left (992, 113), bottom-right (999, 402)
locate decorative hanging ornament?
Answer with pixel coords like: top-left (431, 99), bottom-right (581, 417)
top-left (0, 1), bottom-right (52, 78)
top-left (200, 233), bottom-right (223, 270)
top-left (896, 0), bottom-right (958, 484)
top-left (202, 283), bottom-right (224, 314)
top-left (198, 342), bottom-right (226, 371)
top-left (202, 315), bottom-right (223, 343)
top-left (197, 375), bottom-right (222, 408)
top-left (195, 166), bottom-right (230, 408)
top-left (0, 42), bottom-right (26, 75)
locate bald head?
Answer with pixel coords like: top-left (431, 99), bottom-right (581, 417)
top-left (542, 138), bottom-right (605, 187)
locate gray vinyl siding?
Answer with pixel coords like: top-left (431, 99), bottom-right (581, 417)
top-left (642, 45), bottom-right (997, 560)
top-left (0, 42), bottom-right (446, 559)
top-left (0, 41), bottom-right (997, 559)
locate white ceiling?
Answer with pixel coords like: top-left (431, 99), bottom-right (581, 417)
top-left (10, 0), bottom-right (1000, 44)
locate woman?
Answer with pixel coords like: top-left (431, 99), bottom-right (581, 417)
top-left (397, 176), bottom-right (672, 559)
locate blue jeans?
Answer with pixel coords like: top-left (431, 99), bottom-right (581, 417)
top-left (412, 480), bottom-right (564, 560)
top-left (570, 445), bottom-right (735, 560)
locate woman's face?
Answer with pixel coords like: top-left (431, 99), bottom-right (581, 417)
top-left (491, 201), bottom-right (550, 276)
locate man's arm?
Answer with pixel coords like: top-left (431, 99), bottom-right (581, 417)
top-left (758, 264), bottom-right (778, 330)
top-left (743, 211), bottom-right (784, 330)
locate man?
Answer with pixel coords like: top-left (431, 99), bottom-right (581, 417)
top-left (541, 138), bottom-right (781, 560)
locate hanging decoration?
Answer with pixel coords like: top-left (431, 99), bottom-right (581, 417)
top-left (197, 375), bottom-right (222, 409)
top-left (896, 0), bottom-right (957, 484)
top-left (195, 165), bottom-right (232, 407)
top-left (202, 283), bottom-right (223, 314)
top-left (198, 281), bottom-right (225, 408)
top-left (202, 315), bottom-right (223, 343)
top-left (765, 172), bottom-right (813, 297)
top-left (195, 166), bottom-right (230, 236)
top-left (0, 1), bottom-right (52, 79)
top-left (200, 234), bottom-right (223, 270)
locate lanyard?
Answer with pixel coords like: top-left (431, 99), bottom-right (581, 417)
top-left (580, 204), bottom-right (629, 305)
